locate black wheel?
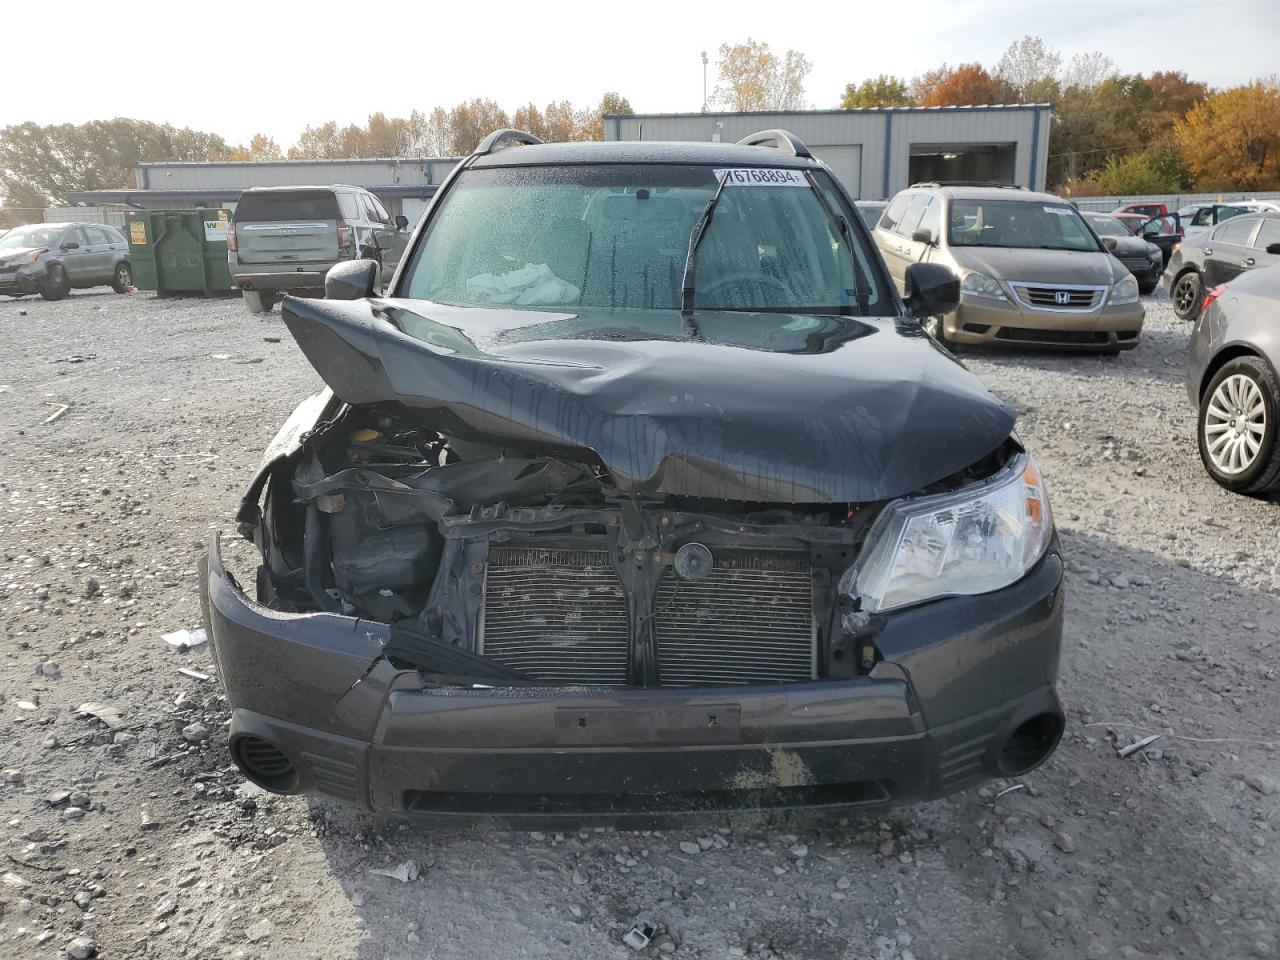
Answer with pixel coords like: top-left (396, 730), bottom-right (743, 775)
top-left (38, 264), bottom-right (70, 301)
top-left (1197, 356), bottom-right (1280, 495)
top-left (1171, 270), bottom-right (1202, 321)
top-left (111, 261), bottom-right (132, 294)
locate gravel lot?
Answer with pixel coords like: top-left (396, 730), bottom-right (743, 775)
top-left (0, 288), bottom-right (1277, 960)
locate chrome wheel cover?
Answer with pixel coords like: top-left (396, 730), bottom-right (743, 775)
top-left (1204, 374), bottom-right (1267, 475)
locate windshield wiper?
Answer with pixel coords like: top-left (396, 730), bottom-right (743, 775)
top-left (680, 173), bottom-right (729, 313)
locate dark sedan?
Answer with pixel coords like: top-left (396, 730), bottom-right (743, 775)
top-left (1113, 212), bottom-right (1181, 268)
top-left (1187, 263), bottom-right (1280, 494)
top-left (1166, 213), bottom-right (1280, 321)
top-left (1085, 212), bottom-right (1163, 294)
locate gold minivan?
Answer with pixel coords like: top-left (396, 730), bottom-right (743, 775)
top-left (872, 184), bottom-right (1145, 352)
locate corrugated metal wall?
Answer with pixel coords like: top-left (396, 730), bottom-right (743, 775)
top-left (134, 158), bottom-right (460, 192)
top-left (607, 107), bottom-right (1049, 200)
top-left (44, 206), bottom-right (128, 227)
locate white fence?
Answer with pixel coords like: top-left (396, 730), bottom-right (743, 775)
top-left (1069, 191), bottom-right (1280, 212)
top-left (43, 206), bottom-right (128, 228)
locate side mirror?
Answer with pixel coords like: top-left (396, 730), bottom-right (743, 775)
top-left (325, 258), bottom-right (379, 300)
top-left (911, 229), bottom-right (934, 246)
top-left (394, 214), bottom-right (409, 230)
top-left (62, 241), bottom-right (79, 250)
top-left (1102, 237), bottom-right (1118, 252)
top-left (904, 262), bottom-right (960, 318)
top-left (1267, 242), bottom-right (1280, 255)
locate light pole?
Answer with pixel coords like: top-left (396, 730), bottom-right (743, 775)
top-left (701, 51), bottom-right (709, 113)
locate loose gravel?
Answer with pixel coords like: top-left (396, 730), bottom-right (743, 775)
top-left (0, 289), bottom-right (1276, 960)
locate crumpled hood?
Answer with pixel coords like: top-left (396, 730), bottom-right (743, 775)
top-left (953, 246), bottom-right (1126, 285)
top-left (281, 297), bottom-right (1016, 503)
top-left (0, 246), bottom-right (43, 268)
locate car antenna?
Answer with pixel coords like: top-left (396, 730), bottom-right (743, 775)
top-left (680, 171), bottom-right (730, 313)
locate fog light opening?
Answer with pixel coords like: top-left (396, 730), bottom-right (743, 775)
top-left (998, 712), bottom-right (1064, 776)
top-left (231, 735), bottom-right (298, 792)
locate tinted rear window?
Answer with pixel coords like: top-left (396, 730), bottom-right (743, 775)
top-left (233, 191), bottom-right (340, 222)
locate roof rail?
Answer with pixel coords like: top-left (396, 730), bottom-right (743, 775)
top-left (474, 128), bottom-right (544, 155)
top-left (737, 129), bottom-right (812, 159)
top-left (909, 180), bottom-right (1027, 190)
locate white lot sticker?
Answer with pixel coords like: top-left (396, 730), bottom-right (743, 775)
top-left (1044, 206), bottom-right (1072, 215)
top-left (714, 168), bottom-right (809, 187)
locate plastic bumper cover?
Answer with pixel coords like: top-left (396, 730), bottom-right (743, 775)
top-left (200, 535), bottom-right (1065, 823)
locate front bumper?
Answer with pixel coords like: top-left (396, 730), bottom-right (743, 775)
top-left (0, 267), bottom-right (41, 295)
top-left (943, 293), bottom-right (1145, 351)
top-left (200, 535), bottom-right (1065, 824)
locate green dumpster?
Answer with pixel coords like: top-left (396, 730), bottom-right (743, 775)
top-left (125, 209), bottom-right (235, 296)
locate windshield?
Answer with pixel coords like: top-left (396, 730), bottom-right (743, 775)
top-left (1085, 214), bottom-right (1130, 237)
top-left (232, 190), bottom-right (340, 222)
top-left (0, 225), bottom-right (60, 250)
top-left (948, 199), bottom-right (1102, 252)
top-left (402, 164), bottom-right (885, 314)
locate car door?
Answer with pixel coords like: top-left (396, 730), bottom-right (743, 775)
top-left (1201, 217), bottom-right (1259, 287)
top-left (873, 194), bottom-right (912, 288)
top-left (877, 194), bottom-right (931, 291)
top-left (83, 227), bottom-right (116, 282)
top-left (1251, 218), bottom-right (1280, 271)
top-left (366, 193), bottom-right (406, 273)
top-left (57, 227), bottom-right (92, 283)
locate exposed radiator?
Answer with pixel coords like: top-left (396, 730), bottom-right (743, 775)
top-left (480, 546), bottom-right (630, 685)
top-left (654, 554), bottom-right (816, 687)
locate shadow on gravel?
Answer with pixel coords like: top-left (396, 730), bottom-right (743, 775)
top-left (273, 525), bottom-right (1278, 960)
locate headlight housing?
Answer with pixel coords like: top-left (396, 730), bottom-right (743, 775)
top-left (1110, 273), bottom-right (1140, 304)
top-left (841, 451), bottom-right (1053, 613)
top-left (960, 271), bottom-right (1007, 301)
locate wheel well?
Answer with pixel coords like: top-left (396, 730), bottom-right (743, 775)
top-left (1173, 265), bottom-right (1199, 283)
top-left (1200, 346), bottom-right (1267, 401)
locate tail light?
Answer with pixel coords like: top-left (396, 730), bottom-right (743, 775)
top-left (1202, 284), bottom-right (1227, 312)
top-left (337, 220), bottom-right (354, 255)
top-left (226, 223), bottom-right (237, 252)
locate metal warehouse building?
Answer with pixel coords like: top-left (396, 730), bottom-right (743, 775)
top-left (604, 105), bottom-right (1051, 199)
top-left (69, 156), bottom-right (461, 224)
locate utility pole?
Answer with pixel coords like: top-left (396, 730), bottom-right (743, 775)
top-left (701, 51), bottom-right (709, 113)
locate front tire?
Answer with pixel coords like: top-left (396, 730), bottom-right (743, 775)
top-left (242, 290), bottom-right (276, 315)
top-left (111, 262), bottom-right (132, 294)
top-left (1198, 356), bottom-right (1280, 495)
top-left (1172, 270), bottom-right (1202, 321)
top-left (39, 264), bottom-right (70, 301)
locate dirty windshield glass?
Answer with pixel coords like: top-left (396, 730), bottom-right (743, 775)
top-left (948, 199), bottom-right (1102, 252)
top-left (0, 225), bottom-right (61, 250)
top-left (232, 190), bottom-right (341, 221)
top-left (403, 165), bottom-right (883, 313)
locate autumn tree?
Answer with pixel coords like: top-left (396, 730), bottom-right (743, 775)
top-left (840, 75), bottom-right (913, 108)
top-left (1177, 80), bottom-right (1280, 190)
top-left (712, 39), bottom-right (811, 111)
top-left (913, 63), bottom-right (1011, 107)
top-left (227, 133), bottom-right (283, 161)
top-left (581, 91), bottom-right (634, 140)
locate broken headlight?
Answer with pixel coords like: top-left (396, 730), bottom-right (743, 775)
top-left (842, 452), bottom-right (1052, 613)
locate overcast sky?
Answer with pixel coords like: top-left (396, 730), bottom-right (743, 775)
top-left (9, 0), bottom-right (1279, 147)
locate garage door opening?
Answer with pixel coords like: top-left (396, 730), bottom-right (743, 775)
top-left (909, 143), bottom-right (1017, 186)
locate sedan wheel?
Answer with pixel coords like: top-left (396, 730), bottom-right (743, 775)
top-left (1198, 357), bottom-right (1280, 494)
top-left (1172, 271), bottom-right (1202, 320)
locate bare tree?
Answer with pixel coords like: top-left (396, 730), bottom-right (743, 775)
top-left (1062, 51), bottom-right (1117, 91)
top-left (996, 35), bottom-right (1062, 101)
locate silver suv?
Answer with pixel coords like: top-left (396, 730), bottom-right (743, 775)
top-left (0, 222), bottom-right (131, 301)
top-left (227, 185), bottom-right (409, 314)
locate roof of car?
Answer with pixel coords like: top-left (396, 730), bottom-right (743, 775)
top-left (238, 184), bottom-right (361, 194)
top-left (470, 140), bottom-right (818, 169)
top-left (905, 184), bottom-right (1066, 204)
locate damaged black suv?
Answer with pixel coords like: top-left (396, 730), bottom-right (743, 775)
top-left (200, 128), bottom-right (1065, 822)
